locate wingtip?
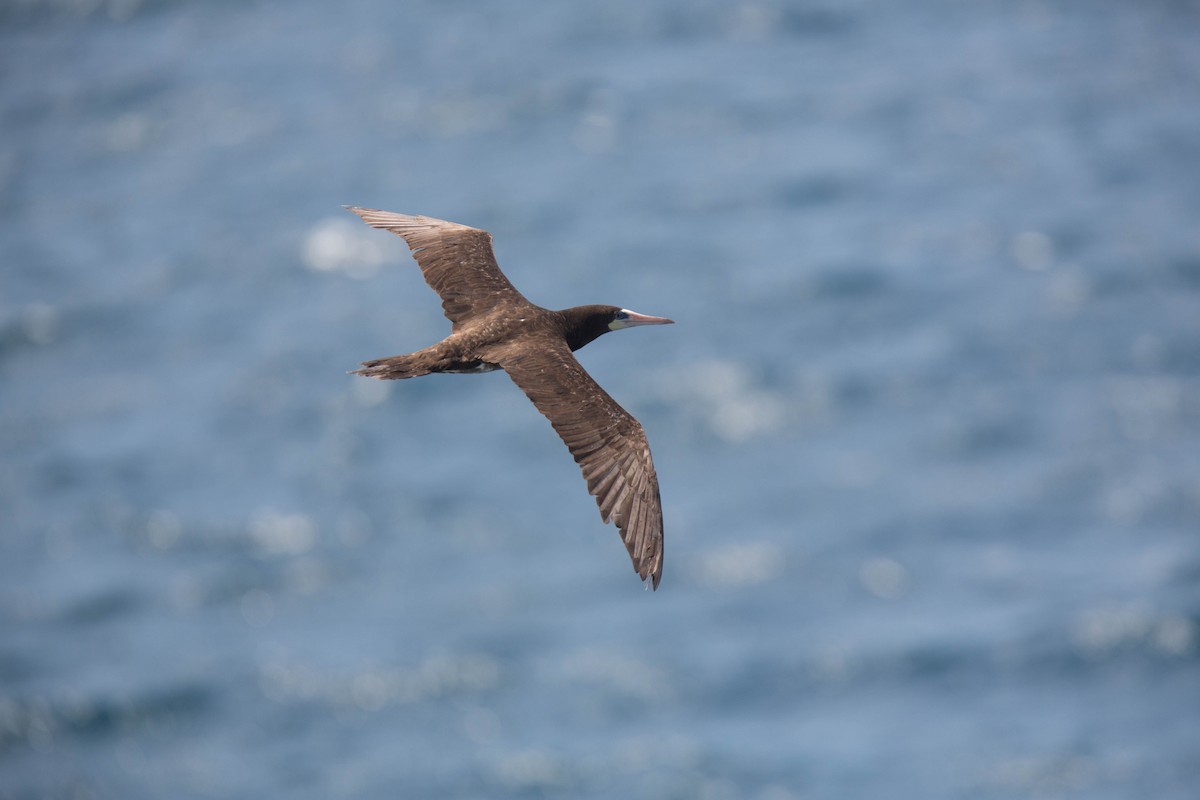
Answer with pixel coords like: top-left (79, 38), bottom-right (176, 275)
top-left (640, 564), bottom-right (662, 591)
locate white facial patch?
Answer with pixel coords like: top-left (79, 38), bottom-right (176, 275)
top-left (609, 309), bottom-right (635, 330)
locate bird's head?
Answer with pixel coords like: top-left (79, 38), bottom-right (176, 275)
top-left (560, 305), bottom-right (674, 351)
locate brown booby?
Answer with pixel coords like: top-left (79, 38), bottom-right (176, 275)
top-left (346, 207), bottom-right (672, 589)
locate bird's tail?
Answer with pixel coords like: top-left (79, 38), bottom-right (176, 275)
top-left (350, 355), bottom-right (431, 380)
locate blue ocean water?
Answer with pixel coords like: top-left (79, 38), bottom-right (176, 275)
top-left (2, 0), bottom-right (1198, 797)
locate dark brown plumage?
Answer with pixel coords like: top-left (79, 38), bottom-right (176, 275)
top-left (346, 207), bottom-right (673, 589)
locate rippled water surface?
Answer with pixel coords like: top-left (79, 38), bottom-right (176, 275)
top-left (2, 1), bottom-right (1199, 798)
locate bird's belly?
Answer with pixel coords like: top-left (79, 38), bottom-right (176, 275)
top-left (441, 360), bottom-right (501, 374)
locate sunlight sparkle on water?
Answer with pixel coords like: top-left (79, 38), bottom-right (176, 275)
top-left (302, 217), bottom-right (393, 279)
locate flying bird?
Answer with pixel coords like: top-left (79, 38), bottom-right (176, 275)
top-left (346, 207), bottom-right (672, 588)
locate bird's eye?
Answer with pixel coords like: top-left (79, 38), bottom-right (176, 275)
top-left (615, 311), bottom-right (628, 320)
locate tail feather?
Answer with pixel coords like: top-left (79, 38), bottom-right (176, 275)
top-left (351, 355), bottom-right (431, 380)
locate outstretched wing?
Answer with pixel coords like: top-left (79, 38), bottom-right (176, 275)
top-left (488, 335), bottom-right (665, 588)
top-left (346, 207), bottom-right (529, 328)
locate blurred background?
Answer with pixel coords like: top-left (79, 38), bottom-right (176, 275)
top-left (2, 0), bottom-right (1198, 797)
